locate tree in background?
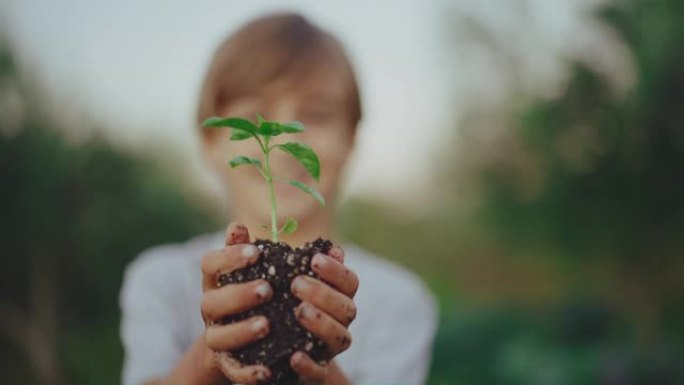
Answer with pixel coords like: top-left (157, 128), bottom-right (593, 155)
top-left (456, 0), bottom-right (684, 342)
top-left (424, 0), bottom-right (684, 383)
top-left (0, 41), bottom-right (218, 385)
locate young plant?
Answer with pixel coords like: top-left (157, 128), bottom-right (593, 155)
top-left (202, 114), bottom-right (325, 242)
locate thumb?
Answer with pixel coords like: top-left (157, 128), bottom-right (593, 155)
top-left (328, 246), bottom-right (345, 264)
top-left (225, 222), bottom-right (250, 246)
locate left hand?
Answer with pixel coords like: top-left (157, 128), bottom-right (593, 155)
top-left (289, 246), bottom-right (359, 384)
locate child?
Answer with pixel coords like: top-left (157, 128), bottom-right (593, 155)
top-left (120, 12), bottom-right (437, 385)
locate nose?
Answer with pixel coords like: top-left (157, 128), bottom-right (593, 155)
top-left (265, 99), bottom-right (298, 125)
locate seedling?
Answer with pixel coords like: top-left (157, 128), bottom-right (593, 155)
top-left (202, 114), bottom-right (325, 242)
top-left (202, 115), bottom-right (334, 385)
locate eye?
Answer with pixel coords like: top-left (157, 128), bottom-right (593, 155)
top-left (300, 106), bottom-right (341, 125)
top-left (237, 108), bottom-right (260, 121)
top-left (225, 98), bottom-right (262, 120)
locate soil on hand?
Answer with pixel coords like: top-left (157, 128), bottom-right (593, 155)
top-left (218, 238), bottom-right (333, 385)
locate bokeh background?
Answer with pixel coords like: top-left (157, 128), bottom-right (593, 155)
top-left (2, 0), bottom-right (683, 384)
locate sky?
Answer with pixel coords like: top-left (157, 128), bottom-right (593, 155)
top-left (2, 0), bottom-right (630, 208)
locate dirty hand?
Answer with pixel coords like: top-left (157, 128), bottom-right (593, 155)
top-left (198, 222), bottom-right (274, 384)
top-left (289, 240), bottom-right (359, 384)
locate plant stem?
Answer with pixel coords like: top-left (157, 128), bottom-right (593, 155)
top-left (263, 146), bottom-right (279, 242)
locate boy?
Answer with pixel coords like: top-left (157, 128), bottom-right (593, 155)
top-left (120, 12), bottom-right (437, 385)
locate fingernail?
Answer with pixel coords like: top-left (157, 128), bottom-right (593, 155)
top-left (330, 246), bottom-right (345, 263)
top-left (226, 223), bottom-right (249, 245)
top-left (298, 303), bottom-right (314, 319)
top-left (292, 351), bottom-right (303, 366)
top-left (256, 368), bottom-right (270, 380)
top-left (255, 282), bottom-right (271, 300)
top-left (291, 276), bottom-right (309, 294)
top-left (242, 245), bottom-right (258, 259)
top-left (312, 253), bottom-right (328, 269)
top-left (251, 317), bottom-right (267, 333)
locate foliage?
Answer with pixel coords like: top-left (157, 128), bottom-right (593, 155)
top-left (429, 301), bottom-right (684, 385)
top-left (450, 0), bottom-right (684, 344)
top-left (202, 114), bottom-right (324, 241)
top-left (0, 43), bottom-right (219, 384)
top-left (340, 0), bottom-right (684, 383)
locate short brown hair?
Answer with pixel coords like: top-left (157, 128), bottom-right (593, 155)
top-left (196, 12), bottom-right (362, 129)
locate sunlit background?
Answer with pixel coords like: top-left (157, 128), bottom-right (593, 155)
top-left (2, 0), bottom-right (683, 384)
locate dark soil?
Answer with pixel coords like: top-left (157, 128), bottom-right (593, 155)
top-left (218, 237), bottom-right (333, 385)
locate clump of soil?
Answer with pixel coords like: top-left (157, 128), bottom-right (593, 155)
top-left (218, 238), bottom-right (333, 385)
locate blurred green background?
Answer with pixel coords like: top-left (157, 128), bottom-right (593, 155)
top-left (1, 0), bottom-right (683, 384)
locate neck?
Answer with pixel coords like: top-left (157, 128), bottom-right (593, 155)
top-left (234, 208), bottom-right (337, 247)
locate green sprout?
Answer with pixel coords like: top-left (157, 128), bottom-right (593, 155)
top-left (202, 114), bottom-right (325, 242)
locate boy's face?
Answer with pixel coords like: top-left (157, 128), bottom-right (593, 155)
top-left (203, 69), bottom-right (356, 226)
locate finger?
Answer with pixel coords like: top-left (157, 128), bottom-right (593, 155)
top-left (225, 222), bottom-right (250, 246)
top-left (206, 316), bottom-right (270, 351)
top-left (328, 246), bottom-right (345, 264)
top-left (311, 253), bottom-right (359, 298)
top-left (291, 276), bottom-right (356, 326)
top-left (214, 351), bottom-right (271, 385)
top-left (201, 244), bottom-right (260, 291)
top-left (201, 280), bottom-right (272, 323)
top-left (291, 351), bottom-right (327, 384)
top-left (295, 302), bottom-right (352, 355)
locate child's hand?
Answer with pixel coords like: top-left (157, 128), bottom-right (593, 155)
top-left (199, 222), bottom-right (274, 384)
top-left (197, 222), bottom-right (357, 385)
top-left (290, 244), bottom-right (359, 384)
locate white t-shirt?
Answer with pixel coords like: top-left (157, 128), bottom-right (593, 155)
top-left (119, 231), bottom-right (438, 385)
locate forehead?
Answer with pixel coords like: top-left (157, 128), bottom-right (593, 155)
top-left (269, 66), bottom-right (348, 100)
top-left (233, 67), bottom-right (350, 110)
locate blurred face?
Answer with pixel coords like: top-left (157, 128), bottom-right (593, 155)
top-left (203, 68), bottom-right (356, 225)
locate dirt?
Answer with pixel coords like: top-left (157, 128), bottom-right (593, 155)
top-left (218, 237), bottom-right (333, 385)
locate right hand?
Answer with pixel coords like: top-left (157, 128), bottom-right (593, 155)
top-left (199, 222), bottom-right (274, 384)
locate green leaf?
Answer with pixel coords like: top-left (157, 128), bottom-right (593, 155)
top-left (201, 117), bottom-right (258, 132)
top-left (229, 156), bottom-right (262, 168)
top-left (254, 117), bottom-right (305, 136)
top-left (256, 113), bottom-right (266, 126)
top-left (230, 129), bottom-right (253, 141)
top-left (286, 180), bottom-right (325, 206)
top-left (281, 217), bottom-right (298, 234)
top-left (201, 117), bottom-right (258, 141)
top-left (279, 121), bottom-right (305, 133)
top-left (257, 121), bottom-right (283, 136)
top-left (275, 142), bottom-right (321, 181)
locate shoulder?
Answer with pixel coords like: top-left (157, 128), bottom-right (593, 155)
top-left (120, 231), bottom-right (223, 303)
top-left (123, 232), bottom-right (222, 280)
top-left (120, 233), bottom-right (222, 384)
